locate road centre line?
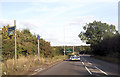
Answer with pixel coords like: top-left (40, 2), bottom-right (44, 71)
top-left (94, 66), bottom-right (108, 75)
top-left (85, 66), bottom-right (92, 75)
top-left (81, 59), bottom-right (92, 75)
top-left (88, 62), bottom-right (92, 65)
top-left (81, 57), bottom-right (87, 62)
top-left (82, 62), bottom-right (84, 65)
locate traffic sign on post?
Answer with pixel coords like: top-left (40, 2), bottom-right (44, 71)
top-left (8, 26), bottom-right (15, 35)
top-left (37, 34), bottom-right (40, 60)
top-left (37, 34), bottom-right (40, 40)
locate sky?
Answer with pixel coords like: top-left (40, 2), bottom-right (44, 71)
top-left (0, 0), bottom-right (118, 46)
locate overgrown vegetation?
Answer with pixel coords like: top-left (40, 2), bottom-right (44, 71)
top-left (2, 55), bottom-right (67, 75)
top-left (2, 25), bottom-right (62, 61)
top-left (1, 24), bottom-right (67, 75)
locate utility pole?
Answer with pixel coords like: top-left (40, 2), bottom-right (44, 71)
top-left (14, 20), bottom-right (17, 69)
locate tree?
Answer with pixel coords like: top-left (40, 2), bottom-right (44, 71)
top-left (78, 21), bottom-right (116, 45)
top-left (2, 25), bottom-right (55, 60)
top-left (78, 21), bottom-right (117, 56)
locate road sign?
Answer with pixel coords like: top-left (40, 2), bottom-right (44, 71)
top-left (37, 34), bottom-right (40, 39)
top-left (8, 26), bottom-right (15, 35)
top-left (66, 49), bottom-right (72, 51)
top-left (37, 34), bottom-right (40, 60)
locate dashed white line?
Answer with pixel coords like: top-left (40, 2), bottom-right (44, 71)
top-left (82, 62), bottom-right (84, 65)
top-left (88, 62), bottom-right (92, 65)
top-left (94, 66), bottom-right (108, 75)
top-left (85, 66), bottom-right (92, 75)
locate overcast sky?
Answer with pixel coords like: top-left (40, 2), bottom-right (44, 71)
top-left (0, 0), bottom-right (118, 46)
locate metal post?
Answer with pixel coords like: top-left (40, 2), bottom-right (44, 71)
top-left (64, 45), bottom-right (65, 56)
top-left (14, 20), bottom-right (17, 69)
top-left (73, 46), bottom-right (74, 54)
top-left (64, 25), bottom-right (65, 56)
top-left (38, 39), bottom-right (40, 59)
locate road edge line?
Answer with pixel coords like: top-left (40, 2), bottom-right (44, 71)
top-left (94, 66), bottom-right (108, 75)
top-left (30, 60), bottom-right (64, 76)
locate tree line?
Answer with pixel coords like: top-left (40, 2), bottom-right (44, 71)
top-left (52, 46), bottom-right (91, 55)
top-left (79, 21), bottom-right (120, 57)
top-left (2, 25), bottom-right (63, 61)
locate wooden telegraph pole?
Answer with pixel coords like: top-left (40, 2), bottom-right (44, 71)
top-left (14, 20), bottom-right (17, 69)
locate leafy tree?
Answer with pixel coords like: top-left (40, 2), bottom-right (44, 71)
top-left (2, 25), bottom-right (55, 60)
top-left (78, 21), bottom-right (117, 56)
top-left (52, 46), bottom-right (64, 56)
top-left (79, 21), bottom-right (116, 45)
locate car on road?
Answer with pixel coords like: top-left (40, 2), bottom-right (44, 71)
top-left (69, 56), bottom-right (80, 61)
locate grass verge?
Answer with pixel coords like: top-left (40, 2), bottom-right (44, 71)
top-left (91, 55), bottom-right (120, 64)
top-left (2, 55), bottom-right (67, 75)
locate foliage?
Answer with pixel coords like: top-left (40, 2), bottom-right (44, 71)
top-left (78, 21), bottom-right (119, 56)
top-left (93, 33), bottom-right (120, 56)
top-left (78, 21), bottom-right (116, 45)
top-left (2, 25), bottom-right (58, 60)
top-left (52, 46), bottom-right (64, 56)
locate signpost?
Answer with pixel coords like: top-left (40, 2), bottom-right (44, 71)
top-left (14, 20), bottom-right (17, 69)
top-left (37, 34), bottom-right (40, 60)
top-left (8, 20), bottom-right (17, 69)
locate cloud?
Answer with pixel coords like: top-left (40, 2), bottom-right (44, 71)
top-left (0, 1), bottom-right (117, 46)
top-left (0, 19), bottom-right (13, 28)
top-left (42, 15), bottom-right (117, 46)
top-left (0, 15), bottom-right (117, 46)
top-left (0, 19), bottom-right (43, 34)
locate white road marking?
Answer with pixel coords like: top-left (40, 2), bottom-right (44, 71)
top-left (94, 66), bottom-right (108, 75)
top-left (88, 62), bottom-right (92, 65)
top-left (82, 62), bottom-right (84, 65)
top-left (85, 66), bottom-right (92, 75)
top-left (32, 68), bottom-right (44, 75)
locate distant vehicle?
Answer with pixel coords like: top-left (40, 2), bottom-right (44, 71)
top-left (69, 56), bottom-right (80, 61)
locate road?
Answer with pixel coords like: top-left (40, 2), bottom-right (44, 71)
top-left (34, 55), bottom-right (119, 76)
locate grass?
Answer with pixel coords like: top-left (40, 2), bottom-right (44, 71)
top-left (91, 55), bottom-right (119, 64)
top-left (2, 55), bottom-right (67, 75)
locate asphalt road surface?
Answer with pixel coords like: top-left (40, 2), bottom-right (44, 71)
top-left (35, 55), bottom-right (119, 76)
